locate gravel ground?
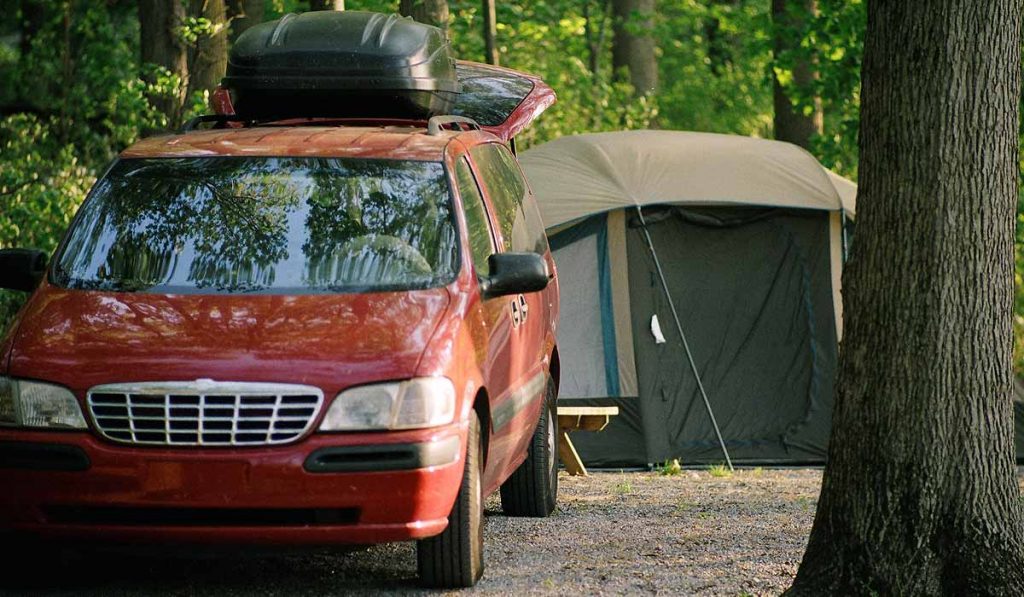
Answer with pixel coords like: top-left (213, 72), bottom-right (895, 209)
top-left (2, 468), bottom-right (823, 596)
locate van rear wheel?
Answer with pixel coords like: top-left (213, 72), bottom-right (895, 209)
top-left (416, 411), bottom-right (485, 588)
top-left (500, 376), bottom-right (558, 517)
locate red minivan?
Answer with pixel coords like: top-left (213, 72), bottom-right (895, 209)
top-left (0, 50), bottom-right (560, 588)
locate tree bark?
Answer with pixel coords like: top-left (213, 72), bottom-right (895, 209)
top-left (308, 0), bottom-right (345, 10)
top-left (787, 1), bottom-right (1024, 594)
top-left (611, 0), bottom-right (657, 96)
top-left (228, 0), bottom-right (264, 42)
top-left (772, 0), bottom-right (822, 150)
top-left (482, 0), bottom-right (498, 65)
top-left (187, 0), bottom-right (229, 101)
top-left (139, 0), bottom-right (188, 128)
top-left (399, 0), bottom-right (449, 34)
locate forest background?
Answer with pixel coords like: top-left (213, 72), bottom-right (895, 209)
top-left (1, 0), bottom-right (1019, 374)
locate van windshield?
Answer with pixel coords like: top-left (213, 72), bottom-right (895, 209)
top-left (53, 157), bottom-right (458, 294)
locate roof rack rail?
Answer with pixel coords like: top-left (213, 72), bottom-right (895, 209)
top-left (182, 114), bottom-right (254, 132)
top-left (427, 115), bottom-right (480, 136)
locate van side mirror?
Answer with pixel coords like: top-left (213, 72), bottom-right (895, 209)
top-left (481, 252), bottom-right (549, 298)
top-left (0, 249), bottom-right (48, 292)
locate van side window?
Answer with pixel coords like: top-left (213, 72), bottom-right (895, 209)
top-left (469, 144), bottom-right (549, 255)
top-left (455, 157), bottom-right (496, 276)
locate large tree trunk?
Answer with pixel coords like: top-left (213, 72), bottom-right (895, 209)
top-left (611, 0), bottom-right (657, 96)
top-left (187, 0), bottom-right (229, 101)
top-left (228, 0), bottom-right (264, 41)
top-left (787, 1), bottom-right (1024, 594)
top-left (308, 0), bottom-right (344, 10)
top-left (772, 0), bottom-right (822, 149)
top-left (139, 0), bottom-right (188, 129)
top-left (399, 0), bottom-right (449, 34)
top-left (482, 0), bottom-right (498, 65)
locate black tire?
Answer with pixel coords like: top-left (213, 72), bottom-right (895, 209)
top-left (416, 411), bottom-right (485, 588)
top-left (500, 376), bottom-right (558, 517)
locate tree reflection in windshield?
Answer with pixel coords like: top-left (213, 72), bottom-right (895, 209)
top-left (55, 157), bottom-right (457, 294)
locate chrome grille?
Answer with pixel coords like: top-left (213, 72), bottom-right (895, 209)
top-left (86, 381), bottom-right (324, 446)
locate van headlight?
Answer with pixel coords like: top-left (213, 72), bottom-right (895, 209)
top-left (0, 377), bottom-right (87, 429)
top-left (319, 377), bottom-right (456, 431)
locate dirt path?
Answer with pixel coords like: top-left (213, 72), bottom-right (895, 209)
top-left (3, 468), bottom-right (824, 596)
top-left (479, 468), bottom-right (821, 596)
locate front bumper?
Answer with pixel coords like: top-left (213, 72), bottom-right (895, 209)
top-left (0, 424), bottom-right (466, 546)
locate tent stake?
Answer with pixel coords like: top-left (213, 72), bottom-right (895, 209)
top-left (634, 206), bottom-right (734, 471)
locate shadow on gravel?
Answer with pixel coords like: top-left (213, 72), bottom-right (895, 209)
top-left (0, 540), bottom-right (429, 596)
top-left (1, 510), bottom-right (513, 596)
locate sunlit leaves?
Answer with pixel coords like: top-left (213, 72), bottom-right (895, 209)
top-left (0, 113), bottom-right (94, 329)
top-left (656, 0), bottom-right (773, 138)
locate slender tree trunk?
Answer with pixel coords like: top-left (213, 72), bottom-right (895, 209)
top-left (482, 0), bottom-right (498, 65)
top-left (228, 0), bottom-right (264, 42)
top-left (611, 0), bottom-right (657, 96)
top-left (787, 1), bottom-right (1024, 594)
top-left (308, 0), bottom-right (344, 10)
top-left (583, 0), bottom-right (611, 77)
top-left (399, 0), bottom-right (449, 33)
top-left (139, 0), bottom-right (188, 129)
top-left (187, 0), bottom-right (229, 101)
top-left (772, 0), bottom-right (822, 149)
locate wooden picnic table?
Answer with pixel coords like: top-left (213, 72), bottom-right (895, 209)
top-left (556, 405), bottom-right (619, 477)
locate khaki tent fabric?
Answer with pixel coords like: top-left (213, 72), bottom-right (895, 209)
top-left (520, 130), bottom-right (857, 465)
top-left (519, 130), bottom-right (857, 228)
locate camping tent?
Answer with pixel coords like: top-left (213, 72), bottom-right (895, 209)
top-left (519, 130), bottom-right (856, 466)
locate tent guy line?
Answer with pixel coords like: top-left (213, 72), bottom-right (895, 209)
top-left (634, 204), bottom-right (734, 471)
top-left (522, 130), bottom-right (853, 466)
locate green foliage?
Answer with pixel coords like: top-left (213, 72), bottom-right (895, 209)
top-left (446, 0), bottom-right (656, 148)
top-left (14, 2), bottom-right (160, 163)
top-left (806, 0), bottom-right (865, 177)
top-left (614, 480), bottom-right (634, 495)
top-left (772, 0), bottom-right (865, 177)
top-left (0, 114), bottom-right (94, 329)
top-left (0, 115), bottom-right (92, 249)
top-left (0, 1), bottom-right (160, 330)
top-left (335, 1), bottom-right (771, 147)
top-left (707, 463), bottom-right (732, 478)
top-left (657, 0), bottom-right (773, 138)
top-left (5, 0), bottom-right (1023, 370)
top-left (179, 17), bottom-right (216, 44)
top-left (658, 458), bottom-right (682, 476)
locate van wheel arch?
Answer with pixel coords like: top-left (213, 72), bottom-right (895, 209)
top-left (550, 346), bottom-right (561, 395)
top-left (472, 388), bottom-right (491, 468)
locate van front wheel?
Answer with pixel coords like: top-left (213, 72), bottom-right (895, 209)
top-left (416, 411), bottom-right (485, 588)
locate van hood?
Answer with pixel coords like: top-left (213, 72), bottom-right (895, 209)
top-left (8, 282), bottom-right (451, 395)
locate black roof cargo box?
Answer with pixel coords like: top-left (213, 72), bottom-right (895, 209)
top-left (224, 11), bottom-right (460, 120)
